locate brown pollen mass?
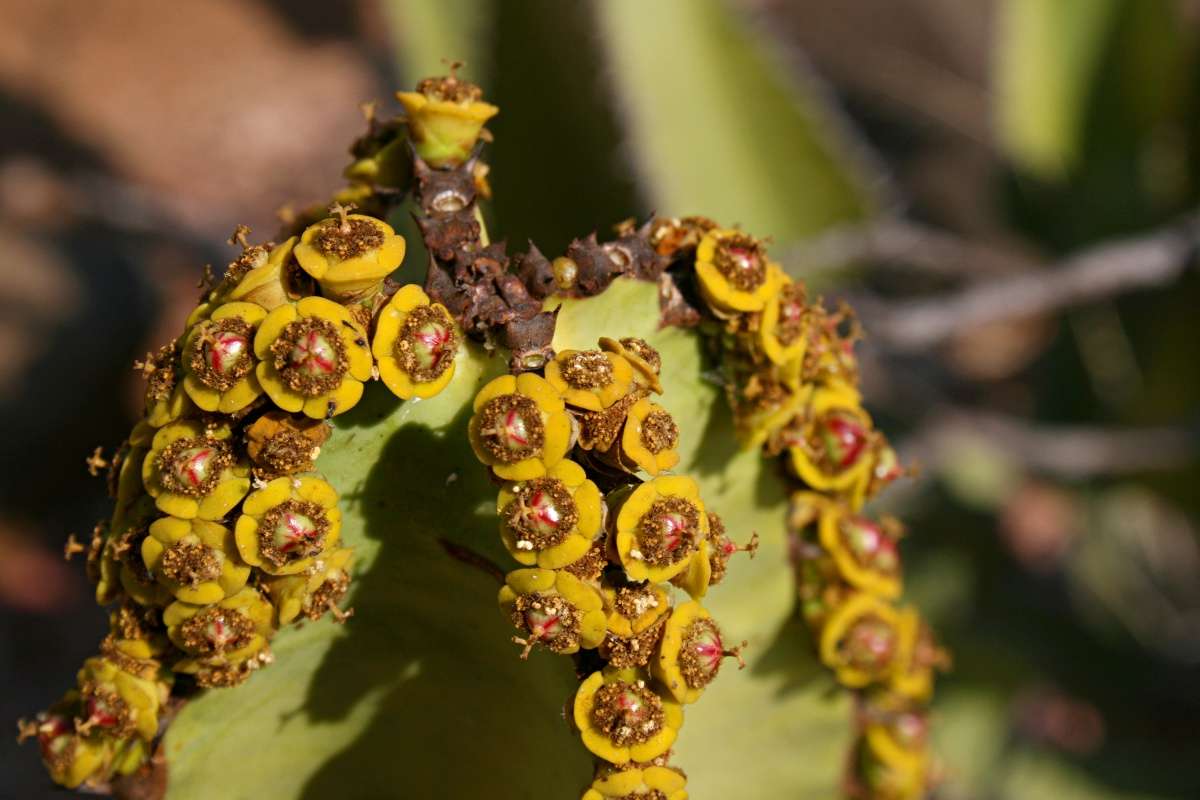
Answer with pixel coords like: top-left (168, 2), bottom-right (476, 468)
top-left (416, 74), bottom-right (484, 103)
top-left (640, 410), bottom-right (679, 455)
top-left (314, 216), bottom-right (385, 260)
top-left (156, 436), bottom-right (234, 498)
top-left (713, 233), bottom-right (767, 291)
top-left (562, 541), bottom-right (608, 582)
top-left (188, 317), bottom-right (255, 391)
top-left (179, 607), bottom-right (256, 657)
top-left (303, 574), bottom-right (352, 622)
top-left (601, 615), bottom-right (667, 668)
top-left (143, 341), bottom-right (179, 402)
top-left (257, 499), bottom-right (329, 568)
top-left (578, 391), bottom-right (640, 451)
top-left (245, 412), bottom-right (330, 480)
top-left (114, 526), bottom-right (154, 585)
top-left (271, 316), bottom-right (349, 397)
top-left (502, 477), bottom-right (578, 549)
top-left (394, 304), bottom-right (458, 382)
top-left (612, 584), bottom-right (663, 621)
top-left (476, 394), bottom-right (545, 463)
top-left (636, 497), bottom-right (701, 567)
top-left (223, 244), bottom-right (269, 286)
top-left (591, 681), bottom-right (665, 746)
top-left (195, 661), bottom-right (258, 688)
top-left (43, 733), bottom-right (79, 778)
top-left (560, 350), bottom-right (614, 389)
top-left (99, 635), bottom-right (159, 680)
top-left (160, 542), bottom-right (222, 587)
top-left (620, 337), bottom-right (661, 374)
top-left (255, 429), bottom-right (317, 478)
top-left (706, 512), bottom-right (730, 585)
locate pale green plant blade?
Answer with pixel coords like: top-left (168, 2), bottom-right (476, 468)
top-left (994, 0), bottom-right (1121, 177)
top-left (595, 0), bottom-right (875, 249)
top-left (163, 279), bottom-right (847, 798)
top-left (382, 0), bottom-right (492, 84)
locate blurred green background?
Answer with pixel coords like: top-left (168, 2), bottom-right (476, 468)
top-left (1, 0), bottom-right (1198, 797)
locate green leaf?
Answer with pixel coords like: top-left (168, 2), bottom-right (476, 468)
top-left (162, 279), bottom-right (847, 798)
top-left (595, 0), bottom-right (874, 248)
top-left (382, 0), bottom-right (493, 86)
top-left (994, 0), bottom-right (1122, 177)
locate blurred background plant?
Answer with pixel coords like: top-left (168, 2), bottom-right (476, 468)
top-left (2, 0), bottom-right (1198, 797)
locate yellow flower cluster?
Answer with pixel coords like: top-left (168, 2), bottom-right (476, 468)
top-left (467, 335), bottom-right (756, 798)
top-left (30, 206), bottom-right (447, 788)
top-left (671, 218), bottom-right (945, 799)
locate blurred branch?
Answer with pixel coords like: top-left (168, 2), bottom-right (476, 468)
top-left (909, 408), bottom-right (1199, 479)
top-left (849, 212), bottom-right (1200, 350)
top-left (785, 218), bottom-right (1035, 278)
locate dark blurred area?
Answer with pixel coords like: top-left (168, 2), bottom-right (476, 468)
top-left (1, 0), bottom-right (1198, 798)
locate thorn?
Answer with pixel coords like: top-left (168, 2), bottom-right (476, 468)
top-left (85, 446), bottom-right (109, 477)
top-left (328, 601), bottom-right (354, 624)
top-left (228, 224), bottom-right (252, 250)
top-left (329, 201), bottom-right (356, 232)
top-left (16, 719), bottom-right (38, 744)
top-left (63, 534), bottom-right (85, 561)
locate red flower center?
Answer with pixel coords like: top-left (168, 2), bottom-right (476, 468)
top-left (208, 331), bottom-right (249, 375)
top-left (174, 446), bottom-right (215, 489)
top-left (818, 410), bottom-right (868, 470)
top-left (288, 330), bottom-right (338, 377)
